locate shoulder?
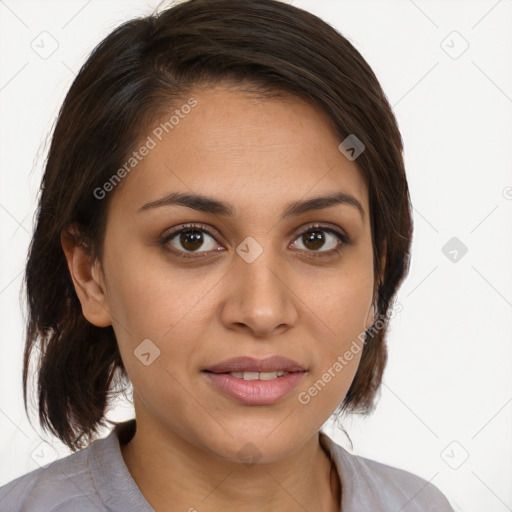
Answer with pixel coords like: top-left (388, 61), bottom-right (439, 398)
top-left (322, 433), bottom-right (454, 512)
top-left (0, 443), bottom-right (106, 512)
top-left (350, 453), bottom-right (454, 511)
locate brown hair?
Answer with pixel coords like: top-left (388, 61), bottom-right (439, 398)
top-left (23, 0), bottom-right (412, 451)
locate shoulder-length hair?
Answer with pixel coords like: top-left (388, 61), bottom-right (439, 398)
top-left (23, 0), bottom-right (412, 451)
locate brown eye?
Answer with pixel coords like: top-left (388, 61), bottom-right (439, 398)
top-left (160, 224), bottom-right (221, 257)
top-left (291, 225), bottom-right (348, 256)
top-left (302, 230), bottom-right (327, 251)
top-left (159, 223), bottom-right (349, 260)
top-left (178, 229), bottom-right (207, 252)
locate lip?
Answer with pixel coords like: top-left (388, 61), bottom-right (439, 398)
top-left (203, 371), bottom-right (307, 405)
top-left (203, 355), bottom-right (306, 373)
top-left (202, 356), bottom-right (308, 405)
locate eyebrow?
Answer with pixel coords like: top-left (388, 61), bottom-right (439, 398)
top-left (137, 191), bottom-right (364, 220)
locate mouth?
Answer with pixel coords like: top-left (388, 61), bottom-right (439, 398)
top-left (202, 355), bottom-right (307, 374)
top-left (203, 370), bottom-right (297, 380)
top-left (202, 356), bottom-right (308, 405)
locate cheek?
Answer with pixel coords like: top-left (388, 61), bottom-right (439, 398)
top-left (299, 253), bottom-right (374, 406)
top-left (104, 227), bottom-right (374, 404)
top-left (104, 250), bottom-right (221, 377)
top-left (315, 252), bottom-right (375, 339)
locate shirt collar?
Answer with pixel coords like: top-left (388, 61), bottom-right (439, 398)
top-left (91, 420), bottom-right (353, 512)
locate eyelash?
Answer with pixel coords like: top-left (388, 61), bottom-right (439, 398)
top-left (158, 222), bottom-right (351, 260)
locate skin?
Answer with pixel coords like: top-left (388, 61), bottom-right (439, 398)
top-left (62, 83), bottom-right (385, 511)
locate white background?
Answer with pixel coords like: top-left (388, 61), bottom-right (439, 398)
top-left (1, 1), bottom-right (511, 510)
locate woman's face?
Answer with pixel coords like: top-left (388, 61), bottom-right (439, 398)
top-left (94, 84), bottom-right (378, 462)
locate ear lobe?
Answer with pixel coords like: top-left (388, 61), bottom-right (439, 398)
top-left (364, 297), bottom-right (378, 331)
top-left (60, 227), bottom-right (112, 328)
top-left (365, 239), bottom-right (387, 331)
top-left (377, 239), bottom-right (387, 285)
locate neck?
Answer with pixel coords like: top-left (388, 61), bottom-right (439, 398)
top-left (120, 412), bottom-right (341, 511)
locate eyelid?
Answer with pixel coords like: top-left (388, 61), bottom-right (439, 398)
top-left (159, 222), bottom-right (350, 258)
top-left (163, 222), bottom-right (221, 244)
top-left (159, 223), bottom-right (223, 259)
top-left (292, 223), bottom-right (350, 257)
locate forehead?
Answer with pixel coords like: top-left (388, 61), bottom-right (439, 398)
top-left (107, 85), bottom-right (369, 219)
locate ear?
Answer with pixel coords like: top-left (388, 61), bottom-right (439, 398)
top-left (364, 239), bottom-right (387, 330)
top-left (60, 226), bottom-right (112, 328)
top-left (376, 238), bottom-right (387, 290)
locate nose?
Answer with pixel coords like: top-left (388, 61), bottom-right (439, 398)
top-left (220, 247), bottom-right (299, 339)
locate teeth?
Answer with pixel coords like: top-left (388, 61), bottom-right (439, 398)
top-left (227, 371), bottom-right (290, 380)
top-left (259, 371), bottom-right (278, 381)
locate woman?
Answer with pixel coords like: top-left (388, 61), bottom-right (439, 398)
top-left (0, 0), bottom-right (454, 510)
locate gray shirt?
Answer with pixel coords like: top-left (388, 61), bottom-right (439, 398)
top-left (0, 419), bottom-right (454, 511)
